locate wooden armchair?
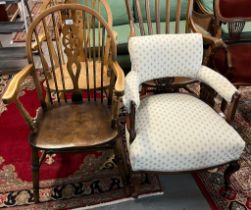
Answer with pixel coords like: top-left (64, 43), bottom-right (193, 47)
top-left (123, 33), bottom-right (245, 197)
top-left (2, 4), bottom-right (127, 203)
top-left (190, 0), bottom-right (251, 86)
top-left (124, 0), bottom-right (196, 94)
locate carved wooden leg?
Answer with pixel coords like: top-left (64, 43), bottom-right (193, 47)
top-left (113, 138), bottom-right (130, 196)
top-left (221, 161), bottom-right (240, 198)
top-left (224, 161), bottom-right (240, 190)
top-left (131, 172), bottom-right (142, 198)
top-left (32, 147), bottom-right (40, 203)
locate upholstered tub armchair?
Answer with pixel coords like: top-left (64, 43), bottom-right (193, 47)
top-left (123, 33), bottom-right (245, 196)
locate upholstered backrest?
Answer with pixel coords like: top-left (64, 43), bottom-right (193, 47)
top-left (128, 33), bottom-right (203, 83)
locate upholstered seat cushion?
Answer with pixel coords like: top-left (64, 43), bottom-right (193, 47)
top-left (128, 93), bottom-right (245, 172)
top-left (213, 43), bottom-right (251, 84)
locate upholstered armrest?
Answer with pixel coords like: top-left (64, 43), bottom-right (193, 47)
top-left (196, 65), bottom-right (238, 103)
top-left (2, 64), bottom-right (34, 104)
top-left (122, 70), bottom-right (140, 110)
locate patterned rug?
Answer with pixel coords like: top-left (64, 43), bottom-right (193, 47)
top-left (0, 75), bottom-right (162, 209)
top-left (194, 87), bottom-right (251, 210)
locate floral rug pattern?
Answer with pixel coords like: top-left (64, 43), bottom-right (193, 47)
top-left (0, 75), bottom-right (161, 209)
top-left (195, 87), bottom-right (251, 210)
top-left (1, 73), bottom-right (251, 210)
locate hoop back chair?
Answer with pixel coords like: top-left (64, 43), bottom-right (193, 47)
top-left (2, 4), bottom-right (126, 203)
top-left (124, 0), bottom-right (198, 93)
top-left (36, 0), bottom-right (114, 97)
top-left (123, 33), bottom-right (245, 196)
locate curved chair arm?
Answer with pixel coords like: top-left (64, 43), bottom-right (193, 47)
top-left (111, 61), bottom-right (125, 96)
top-left (110, 61), bottom-right (125, 128)
top-left (196, 65), bottom-right (238, 103)
top-left (122, 70), bottom-right (140, 111)
top-left (2, 64), bottom-right (38, 131)
top-left (2, 64), bottom-right (33, 104)
top-left (189, 15), bottom-right (233, 68)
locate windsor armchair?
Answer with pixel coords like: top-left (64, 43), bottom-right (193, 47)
top-left (125, 0), bottom-right (196, 94)
top-left (123, 33), bottom-right (245, 197)
top-left (2, 4), bottom-right (127, 203)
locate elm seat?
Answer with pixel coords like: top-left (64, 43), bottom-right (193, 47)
top-left (32, 103), bottom-right (117, 150)
top-left (128, 93), bottom-right (245, 172)
top-left (213, 44), bottom-right (251, 84)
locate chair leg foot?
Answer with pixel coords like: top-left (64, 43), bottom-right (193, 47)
top-left (222, 160), bottom-right (240, 197)
top-left (131, 172), bottom-right (142, 198)
top-left (32, 148), bottom-right (40, 203)
top-left (113, 139), bottom-right (130, 197)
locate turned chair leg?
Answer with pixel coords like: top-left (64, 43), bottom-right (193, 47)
top-left (131, 172), bottom-right (142, 198)
top-left (223, 160), bottom-right (240, 194)
top-left (113, 138), bottom-right (130, 196)
top-left (32, 148), bottom-right (40, 203)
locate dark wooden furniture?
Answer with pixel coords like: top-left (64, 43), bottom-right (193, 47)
top-left (0, 5), bottom-right (9, 21)
top-left (191, 0), bottom-right (251, 86)
top-left (2, 4), bottom-right (127, 203)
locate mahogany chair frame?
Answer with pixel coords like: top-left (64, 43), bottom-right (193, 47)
top-left (2, 4), bottom-right (128, 203)
top-left (190, 0), bottom-right (251, 87)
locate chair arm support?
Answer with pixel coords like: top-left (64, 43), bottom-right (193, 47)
top-left (122, 70), bottom-right (140, 111)
top-left (189, 16), bottom-right (232, 66)
top-left (111, 61), bottom-right (125, 96)
top-left (201, 32), bottom-right (233, 68)
top-left (2, 64), bottom-right (38, 131)
top-left (2, 64), bottom-right (34, 104)
top-left (196, 65), bottom-right (238, 103)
